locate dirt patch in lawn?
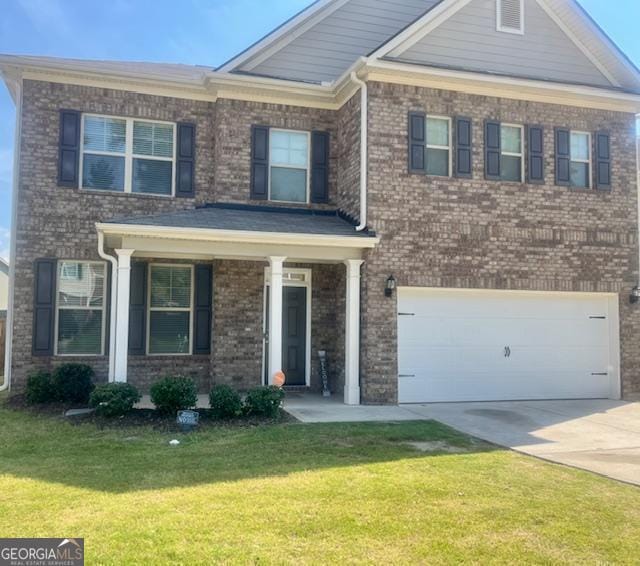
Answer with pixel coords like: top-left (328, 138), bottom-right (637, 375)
top-left (405, 439), bottom-right (488, 454)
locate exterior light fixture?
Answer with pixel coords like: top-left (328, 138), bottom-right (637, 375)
top-left (385, 275), bottom-right (397, 298)
top-left (631, 286), bottom-right (640, 304)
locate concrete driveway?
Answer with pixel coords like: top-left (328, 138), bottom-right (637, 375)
top-left (406, 400), bottom-right (640, 486)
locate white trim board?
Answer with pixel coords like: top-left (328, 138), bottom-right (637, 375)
top-left (262, 267), bottom-right (313, 387)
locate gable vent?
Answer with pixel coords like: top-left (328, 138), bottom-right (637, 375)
top-left (497, 0), bottom-right (524, 34)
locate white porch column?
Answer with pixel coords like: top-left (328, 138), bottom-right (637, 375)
top-left (344, 259), bottom-right (364, 405)
top-left (268, 256), bottom-right (287, 385)
top-left (114, 249), bottom-right (134, 383)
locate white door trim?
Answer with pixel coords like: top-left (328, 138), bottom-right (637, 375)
top-left (263, 267), bottom-right (312, 387)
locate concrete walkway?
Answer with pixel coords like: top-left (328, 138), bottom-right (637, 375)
top-left (284, 395), bottom-right (640, 486)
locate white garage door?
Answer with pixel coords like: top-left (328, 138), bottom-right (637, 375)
top-left (397, 288), bottom-right (619, 403)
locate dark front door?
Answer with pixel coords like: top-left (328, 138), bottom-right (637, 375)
top-left (264, 285), bottom-right (308, 386)
top-left (282, 286), bottom-right (307, 386)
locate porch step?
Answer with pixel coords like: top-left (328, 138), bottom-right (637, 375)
top-left (283, 386), bottom-right (311, 393)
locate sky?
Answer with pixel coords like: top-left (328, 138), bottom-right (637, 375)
top-left (0, 0), bottom-right (639, 263)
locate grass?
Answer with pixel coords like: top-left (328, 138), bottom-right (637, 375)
top-left (0, 400), bottom-right (639, 564)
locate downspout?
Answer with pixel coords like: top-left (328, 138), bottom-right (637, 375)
top-left (98, 231), bottom-right (118, 383)
top-left (1, 75), bottom-right (22, 392)
top-left (636, 114), bottom-right (640, 292)
top-left (350, 72), bottom-right (368, 231)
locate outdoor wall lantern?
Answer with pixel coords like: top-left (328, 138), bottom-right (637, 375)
top-left (385, 275), bottom-right (397, 298)
top-left (631, 286), bottom-right (640, 304)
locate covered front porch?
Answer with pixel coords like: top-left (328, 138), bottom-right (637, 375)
top-left (97, 204), bottom-right (378, 405)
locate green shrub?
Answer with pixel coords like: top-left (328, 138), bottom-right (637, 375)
top-left (209, 384), bottom-right (242, 419)
top-left (150, 376), bottom-right (197, 415)
top-left (25, 370), bottom-right (56, 404)
top-left (89, 383), bottom-right (141, 417)
top-left (244, 386), bottom-right (285, 418)
top-left (52, 363), bottom-right (95, 404)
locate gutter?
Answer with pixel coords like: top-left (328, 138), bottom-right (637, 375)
top-left (97, 232), bottom-right (118, 383)
top-left (350, 71), bottom-right (368, 231)
top-left (96, 223), bottom-right (379, 249)
top-left (1, 73), bottom-right (22, 392)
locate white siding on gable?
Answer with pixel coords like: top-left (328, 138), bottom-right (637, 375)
top-left (397, 0), bottom-right (613, 87)
top-left (241, 0), bottom-right (438, 83)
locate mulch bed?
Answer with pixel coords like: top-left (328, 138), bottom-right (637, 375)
top-left (4, 393), bottom-right (297, 432)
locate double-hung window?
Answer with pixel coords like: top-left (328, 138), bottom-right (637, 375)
top-left (426, 117), bottom-right (451, 177)
top-left (570, 131), bottom-right (591, 188)
top-left (500, 124), bottom-right (524, 182)
top-left (148, 265), bottom-right (193, 355)
top-left (56, 261), bottom-right (106, 356)
top-left (81, 114), bottom-right (175, 196)
top-left (269, 129), bottom-right (310, 203)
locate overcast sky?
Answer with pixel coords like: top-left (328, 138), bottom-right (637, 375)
top-left (1, 0), bottom-right (639, 263)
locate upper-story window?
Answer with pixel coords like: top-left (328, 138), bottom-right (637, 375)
top-left (570, 131), bottom-right (591, 188)
top-left (426, 117), bottom-right (452, 177)
top-left (269, 129), bottom-right (310, 203)
top-left (500, 124), bottom-right (524, 182)
top-left (81, 114), bottom-right (176, 196)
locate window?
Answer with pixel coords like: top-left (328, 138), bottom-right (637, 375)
top-left (497, 0), bottom-right (524, 34)
top-left (500, 124), bottom-right (524, 182)
top-left (269, 129), bottom-right (310, 203)
top-left (81, 115), bottom-right (175, 196)
top-left (570, 131), bottom-right (591, 188)
top-left (426, 117), bottom-right (451, 177)
top-left (56, 261), bottom-right (106, 356)
top-left (148, 265), bottom-right (193, 355)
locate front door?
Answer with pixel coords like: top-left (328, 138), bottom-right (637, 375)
top-left (264, 285), bottom-right (308, 386)
top-left (282, 287), bottom-right (307, 385)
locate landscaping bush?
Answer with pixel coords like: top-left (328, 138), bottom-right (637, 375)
top-left (244, 386), bottom-right (285, 418)
top-left (52, 363), bottom-right (95, 404)
top-left (150, 376), bottom-right (197, 415)
top-left (89, 383), bottom-right (141, 417)
top-left (25, 370), bottom-right (56, 405)
top-left (209, 384), bottom-right (242, 419)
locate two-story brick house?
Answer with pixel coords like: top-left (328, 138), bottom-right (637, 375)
top-left (1, 0), bottom-right (640, 404)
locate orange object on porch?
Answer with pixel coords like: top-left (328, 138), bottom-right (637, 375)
top-left (273, 371), bottom-right (286, 388)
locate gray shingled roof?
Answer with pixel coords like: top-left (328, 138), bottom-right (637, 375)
top-left (107, 205), bottom-right (375, 239)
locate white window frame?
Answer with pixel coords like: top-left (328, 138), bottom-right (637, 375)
top-left (146, 264), bottom-right (194, 357)
top-left (570, 130), bottom-right (592, 189)
top-left (500, 123), bottom-right (525, 182)
top-left (79, 113), bottom-right (177, 197)
top-left (425, 116), bottom-right (452, 177)
top-left (54, 260), bottom-right (107, 357)
top-left (268, 128), bottom-right (311, 204)
top-left (497, 0), bottom-right (524, 35)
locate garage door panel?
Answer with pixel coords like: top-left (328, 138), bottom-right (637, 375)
top-left (397, 288), bottom-right (616, 403)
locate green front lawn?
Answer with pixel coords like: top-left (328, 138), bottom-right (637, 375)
top-left (0, 402), bottom-right (638, 564)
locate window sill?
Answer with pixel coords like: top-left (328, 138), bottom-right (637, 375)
top-left (74, 187), bottom-right (185, 200)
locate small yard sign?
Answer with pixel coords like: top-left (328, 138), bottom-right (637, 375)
top-left (177, 410), bottom-right (199, 432)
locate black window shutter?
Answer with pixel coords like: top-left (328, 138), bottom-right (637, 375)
top-left (194, 264), bottom-right (213, 355)
top-left (32, 259), bottom-right (57, 356)
top-left (58, 110), bottom-right (81, 188)
top-left (454, 117), bottom-right (473, 178)
top-left (595, 131), bottom-right (611, 191)
top-left (408, 111), bottom-right (426, 174)
top-left (251, 126), bottom-right (270, 200)
top-left (128, 262), bottom-right (147, 356)
top-left (484, 120), bottom-right (501, 180)
top-left (176, 122), bottom-right (196, 198)
top-left (555, 128), bottom-right (571, 186)
top-left (527, 125), bottom-right (545, 184)
top-left (311, 131), bottom-right (330, 203)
